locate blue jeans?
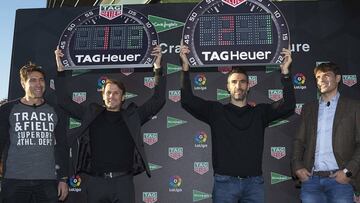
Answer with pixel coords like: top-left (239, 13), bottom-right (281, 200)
top-left (1, 179), bottom-right (58, 203)
top-left (212, 174), bottom-right (264, 203)
top-left (301, 176), bottom-right (354, 203)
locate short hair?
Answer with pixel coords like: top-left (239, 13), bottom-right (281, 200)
top-left (19, 62), bottom-right (45, 82)
top-left (102, 79), bottom-right (126, 95)
top-left (314, 62), bottom-right (341, 76)
top-left (227, 67), bottom-right (248, 82)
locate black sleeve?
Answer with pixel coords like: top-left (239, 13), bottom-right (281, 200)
top-left (137, 68), bottom-right (166, 124)
top-left (0, 102), bottom-right (12, 158)
top-left (55, 71), bottom-right (86, 120)
top-left (54, 106), bottom-right (70, 180)
top-left (265, 74), bottom-right (296, 123)
top-left (180, 71), bottom-right (214, 124)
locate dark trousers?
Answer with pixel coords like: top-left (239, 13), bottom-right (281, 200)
top-left (1, 179), bottom-right (58, 203)
top-left (86, 175), bottom-right (134, 203)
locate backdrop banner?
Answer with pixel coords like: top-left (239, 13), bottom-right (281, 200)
top-left (8, 1), bottom-right (360, 203)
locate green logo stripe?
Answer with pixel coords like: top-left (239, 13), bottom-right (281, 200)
top-left (193, 190), bottom-right (211, 202)
top-left (148, 15), bottom-right (184, 33)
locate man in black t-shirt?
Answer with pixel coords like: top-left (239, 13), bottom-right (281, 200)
top-left (179, 44), bottom-right (295, 203)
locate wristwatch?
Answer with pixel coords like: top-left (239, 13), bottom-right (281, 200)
top-left (343, 168), bottom-right (352, 178)
top-left (282, 73), bottom-right (291, 79)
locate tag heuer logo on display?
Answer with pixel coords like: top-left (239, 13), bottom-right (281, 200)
top-left (169, 90), bottom-right (181, 102)
top-left (168, 147), bottom-right (183, 160)
top-left (222, 0), bottom-right (246, 8)
top-left (143, 133), bottom-right (158, 145)
top-left (295, 103), bottom-right (304, 115)
top-left (268, 89), bottom-right (283, 101)
top-left (144, 77), bottom-right (155, 89)
top-left (271, 147), bottom-right (286, 160)
top-left (194, 162), bottom-right (209, 175)
top-left (271, 172), bottom-right (291, 184)
top-left (142, 192), bottom-right (158, 203)
top-left (342, 75), bottom-right (357, 87)
top-left (248, 76), bottom-right (257, 88)
top-left (193, 190), bottom-right (211, 202)
top-left (99, 4), bottom-right (122, 20)
top-left (72, 92), bottom-right (86, 104)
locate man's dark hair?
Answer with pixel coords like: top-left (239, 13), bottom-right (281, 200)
top-left (102, 79), bottom-right (126, 95)
top-left (314, 62), bottom-right (341, 76)
top-left (227, 67), bottom-right (249, 83)
top-left (19, 62), bottom-right (45, 82)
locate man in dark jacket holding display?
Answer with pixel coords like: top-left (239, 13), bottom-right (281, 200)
top-left (55, 45), bottom-right (165, 203)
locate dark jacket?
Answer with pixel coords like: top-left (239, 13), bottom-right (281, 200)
top-left (56, 69), bottom-right (166, 177)
top-left (0, 99), bottom-right (69, 180)
top-left (292, 96), bottom-right (360, 190)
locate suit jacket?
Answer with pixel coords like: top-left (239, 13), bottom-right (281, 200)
top-left (292, 95), bottom-right (360, 190)
top-left (56, 69), bottom-right (166, 177)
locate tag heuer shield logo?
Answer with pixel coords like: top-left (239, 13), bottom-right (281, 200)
top-left (143, 133), bottom-right (158, 145)
top-left (271, 147), bottom-right (286, 159)
top-left (72, 92), bottom-right (86, 104)
top-left (342, 75), bottom-right (357, 87)
top-left (99, 4), bottom-right (122, 20)
top-left (194, 162), bottom-right (209, 175)
top-left (144, 77), bottom-right (155, 89)
top-left (142, 192), bottom-right (157, 203)
top-left (248, 76), bottom-right (257, 88)
top-left (295, 103), bottom-right (304, 115)
top-left (168, 147), bottom-right (183, 160)
top-left (222, 0), bottom-right (247, 8)
top-left (268, 89), bottom-right (283, 101)
top-left (169, 90), bottom-right (181, 102)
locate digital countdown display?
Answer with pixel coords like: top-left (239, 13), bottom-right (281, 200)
top-left (182, 0), bottom-right (290, 67)
top-left (58, 5), bottom-right (159, 70)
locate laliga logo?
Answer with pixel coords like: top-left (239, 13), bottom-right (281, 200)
top-left (68, 175), bottom-right (82, 192)
top-left (194, 74), bottom-right (206, 86)
top-left (194, 74), bottom-right (207, 90)
top-left (69, 175), bottom-right (81, 188)
top-left (169, 175), bottom-right (182, 189)
top-left (194, 131), bottom-right (208, 148)
top-left (293, 73), bottom-right (306, 86)
top-left (194, 131), bottom-right (207, 144)
top-left (97, 76), bottom-right (108, 91)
